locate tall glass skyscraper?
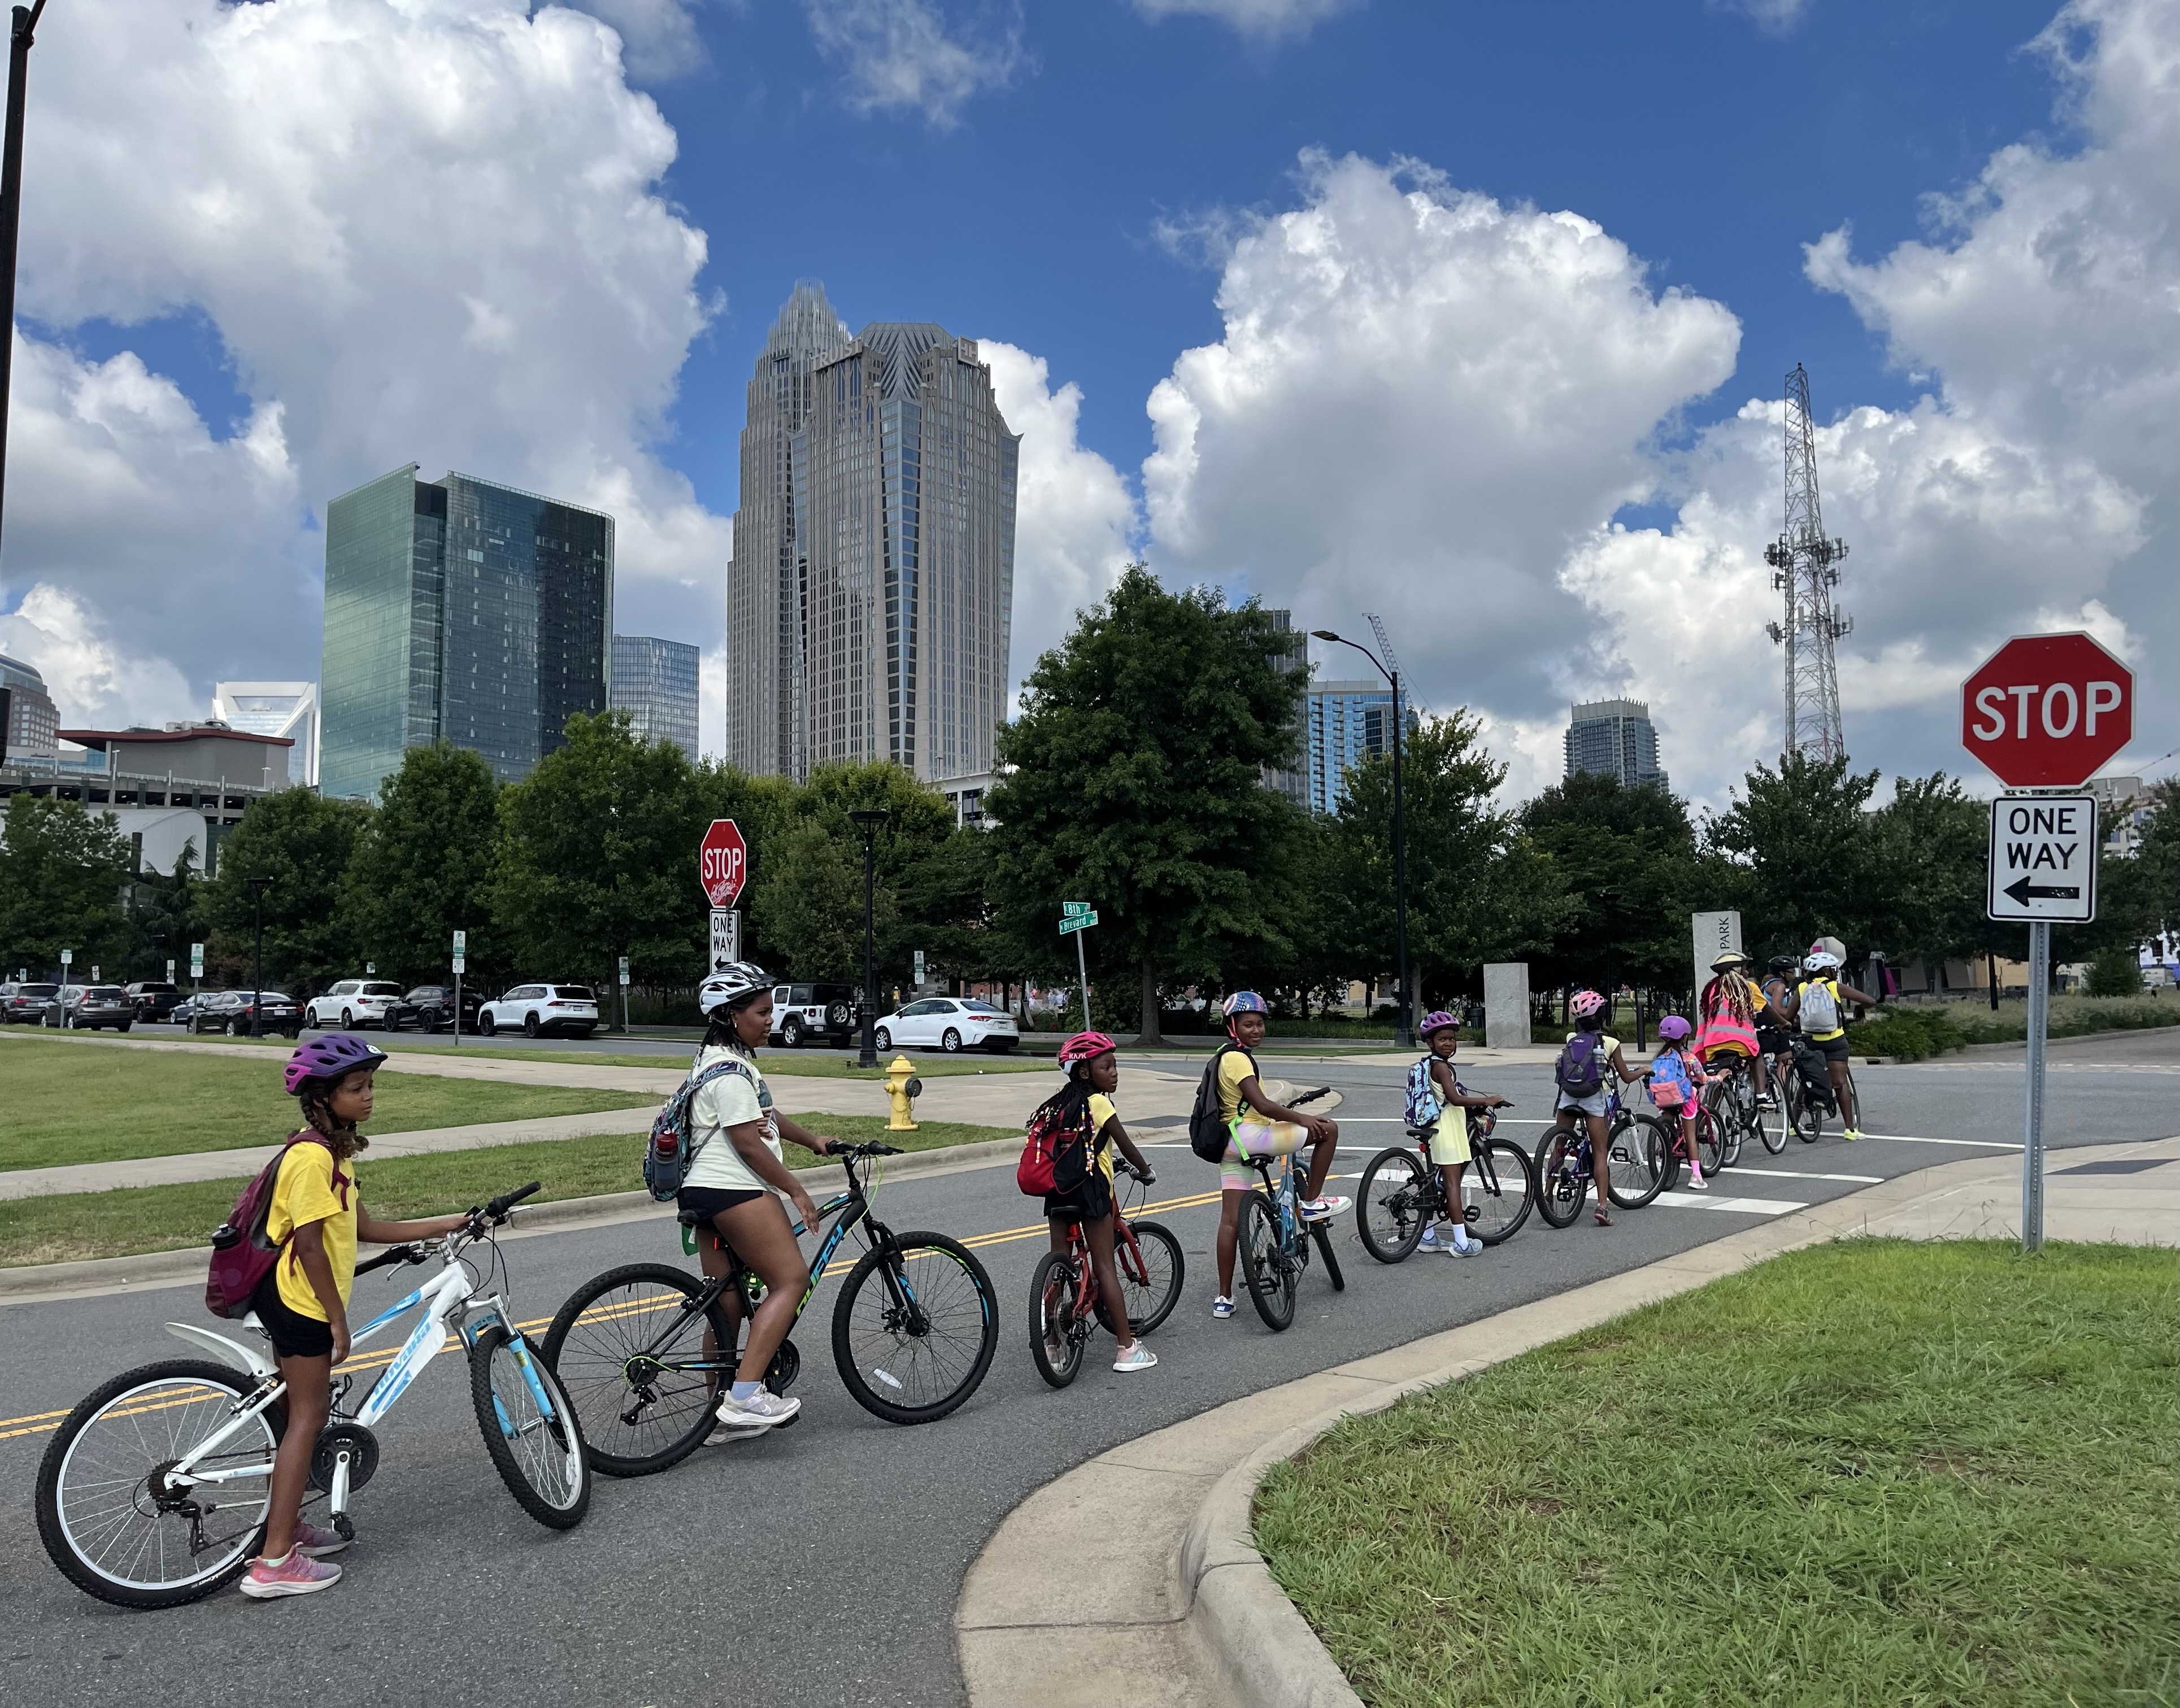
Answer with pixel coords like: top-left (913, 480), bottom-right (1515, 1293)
top-left (321, 465), bottom-right (612, 800)
top-left (610, 634), bottom-right (699, 760)
top-left (1564, 698), bottom-right (1665, 791)
top-left (1306, 679), bottom-right (1400, 815)
top-left (726, 284), bottom-right (1017, 783)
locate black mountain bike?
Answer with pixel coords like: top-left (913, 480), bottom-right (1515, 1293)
top-left (1534, 1084), bottom-right (1670, 1227)
top-left (542, 1144), bottom-right (999, 1475)
top-left (1356, 1103), bottom-right (1535, 1261)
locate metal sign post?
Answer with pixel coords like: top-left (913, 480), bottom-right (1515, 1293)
top-left (190, 941), bottom-right (203, 1005)
top-left (451, 930), bottom-right (466, 1049)
top-left (1059, 904), bottom-right (1096, 1032)
top-left (1985, 794), bottom-right (2096, 1254)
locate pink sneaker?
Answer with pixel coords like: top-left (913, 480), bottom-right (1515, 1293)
top-left (239, 1549), bottom-right (342, 1599)
top-left (294, 1520), bottom-right (350, 1557)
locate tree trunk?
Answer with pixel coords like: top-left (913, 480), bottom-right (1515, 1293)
top-left (1138, 960), bottom-right (1163, 1045)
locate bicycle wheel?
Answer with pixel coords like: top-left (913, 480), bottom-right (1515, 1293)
top-left (1606, 1116), bottom-right (1671, 1209)
top-left (1791, 1075), bottom-right (1825, 1144)
top-left (832, 1231), bottom-right (999, 1424)
top-left (1237, 1193), bottom-right (1296, 1330)
top-left (36, 1360), bottom-right (284, 1609)
top-left (1693, 1106), bottom-right (1726, 1177)
top-left (469, 1326), bottom-right (590, 1529)
top-left (542, 1262), bottom-right (734, 1477)
top-left (1761, 1059), bottom-right (1791, 1153)
top-left (1462, 1136), bottom-right (1536, 1245)
top-left (1533, 1128), bottom-right (1587, 1228)
top-left (1029, 1249), bottom-right (1086, 1388)
top-left (1356, 1146), bottom-right (1430, 1263)
top-left (1099, 1219), bottom-right (1185, 1336)
top-left (1843, 1066), bottom-right (1865, 1134)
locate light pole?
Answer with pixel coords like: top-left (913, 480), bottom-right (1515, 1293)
top-left (245, 875), bottom-right (273, 1039)
top-left (848, 809), bottom-right (888, 1068)
top-left (1313, 629), bottom-right (1411, 1048)
top-left (0, 1), bottom-right (49, 554)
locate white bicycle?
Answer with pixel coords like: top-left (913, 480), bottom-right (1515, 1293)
top-left (36, 1183), bottom-right (590, 1609)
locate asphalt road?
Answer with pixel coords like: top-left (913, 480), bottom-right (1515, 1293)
top-left (1, 1038), bottom-right (2173, 1706)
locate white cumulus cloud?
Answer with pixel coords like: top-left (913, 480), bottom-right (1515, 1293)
top-left (801, 0), bottom-right (1026, 125)
top-left (1132, 0), bottom-right (1359, 41)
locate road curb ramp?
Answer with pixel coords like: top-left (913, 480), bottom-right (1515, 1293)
top-left (954, 1135), bottom-right (2179, 1708)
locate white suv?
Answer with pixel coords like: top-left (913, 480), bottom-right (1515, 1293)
top-left (304, 980), bottom-right (406, 1031)
top-left (478, 983), bottom-right (599, 1039)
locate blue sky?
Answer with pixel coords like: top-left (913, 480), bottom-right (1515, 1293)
top-left (2, 0), bottom-right (2169, 806)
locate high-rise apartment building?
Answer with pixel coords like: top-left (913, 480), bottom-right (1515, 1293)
top-left (212, 681), bottom-right (320, 786)
top-left (0, 652), bottom-right (58, 761)
top-left (321, 465), bottom-right (612, 800)
top-left (610, 634), bottom-right (700, 760)
top-left (725, 282), bottom-right (1018, 785)
top-left (1307, 679), bottom-right (1399, 815)
top-left (1564, 698), bottom-right (1665, 791)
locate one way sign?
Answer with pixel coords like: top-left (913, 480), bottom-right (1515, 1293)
top-left (1988, 795), bottom-right (2098, 923)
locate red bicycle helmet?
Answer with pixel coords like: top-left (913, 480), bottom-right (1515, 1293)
top-left (1058, 1030), bottom-right (1117, 1068)
top-left (285, 1032), bottom-right (388, 1095)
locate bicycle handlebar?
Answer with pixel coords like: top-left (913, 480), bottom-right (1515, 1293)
top-left (830, 1141), bottom-right (902, 1161)
top-left (484, 1182), bottom-right (541, 1220)
top-left (355, 1243), bottom-right (431, 1275)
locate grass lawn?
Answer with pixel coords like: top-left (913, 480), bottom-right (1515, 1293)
top-left (0, 1034), bottom-right (658, 1171)
top-left (0, 1116), bottom-right (1015, 1266)
top-left (1255, 1240), bottom-right (2179, 1708)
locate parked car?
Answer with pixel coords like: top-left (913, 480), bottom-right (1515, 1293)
top-left (192, 990), bottom-right (303, 1037)
top-left (399, 984), bottom-right (482, 1034)
top-left (767, 982), bottom-right (860, 1049)
top-left (1, 982), bottom-right (60, 1025)
top-left (871, 996), bottom-right (1020, 1055)
top-left (51, 984), bottom-right (136, 1031)
top-left (125, 981), bottom-right (184, 1023)
top-left (168, 992), bottom-right (201, 1030)
top-left (477, 983), bottom-right (599, 1039)
top-left (302, 979), bottom-right (407, 1031)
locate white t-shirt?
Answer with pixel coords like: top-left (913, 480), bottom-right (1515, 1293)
top-left (682, 1045), bottom-right (780, 1194)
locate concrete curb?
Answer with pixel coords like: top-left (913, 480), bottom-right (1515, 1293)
top-left (955, 1134), bottom-right (2179, 1708)
top-left (0, 1135), bottom-right (1023, 1306)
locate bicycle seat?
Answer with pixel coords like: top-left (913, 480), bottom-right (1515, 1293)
top-left (1043, 1197), bottom-right (1093, 1221)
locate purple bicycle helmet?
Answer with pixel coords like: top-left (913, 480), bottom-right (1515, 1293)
top-left (285, 1032), bottom-right (388, 1095)
top-left (1418, 1010), bottom-right (1460, 1039)
top-left (1656, 1014), bottom-right (1692, 1042)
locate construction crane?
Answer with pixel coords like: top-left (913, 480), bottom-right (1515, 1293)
top-left (1364, 612), bottom-right (1406, 723)
top-left (1763, 363), bottom-right (1852, 762)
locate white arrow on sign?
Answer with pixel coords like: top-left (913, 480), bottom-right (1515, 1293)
top-left (1987, 795), bottom-right (2097, 923)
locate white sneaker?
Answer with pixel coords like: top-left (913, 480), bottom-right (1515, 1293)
top-left (1212, 1295), bottom-right (1235, 1319)
top-left (1113, 1341), bottom-right (1158, 1373)
top-left (1448, 1227), bottom-right (1482, 1257)
top-left (714, 1389), bottom-right (800, 1430)
top-left (1299, 1196), bottom-right (1338, 1222)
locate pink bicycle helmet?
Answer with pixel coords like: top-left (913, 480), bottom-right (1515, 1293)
top-left (285, 1032), bottom-right (388, 1095)
top-left (1569, 989), bottom-right (1607, 1019)
top-left (1418, 1010), bottom-right (1460, 1039)
top-left (1656, 1014), bottom-right (1692, 1042)
top-left (1058, 1030), bottom-right (1117, 1068)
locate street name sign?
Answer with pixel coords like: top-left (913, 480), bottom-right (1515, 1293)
top-left (1961, 632), bottom-right (2133, 788)
top-left (710, 909), bottom-right (740, 969)
top-left (1062, 901), bottom-right (1091, 918)
top-left (699, 820), bottom-right (749, 908)
top-left (1058, 910), bottom-right (1098, 934)
top-left (1988, 796), bottom-right (2096, 923)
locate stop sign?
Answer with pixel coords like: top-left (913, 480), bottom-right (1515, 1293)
top-left (698, 819), bottom-right (747, 908)
top-left (1961, 632), bottom-right (2133, 788)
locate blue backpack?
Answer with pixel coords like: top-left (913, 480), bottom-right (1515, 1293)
top-left (1554, 1031), bottom-right (1607, 1099)
top-left (1404, 1056), bottom-right (1442, 1131)
top-left (643, 1057), bottom-right (760, 1202)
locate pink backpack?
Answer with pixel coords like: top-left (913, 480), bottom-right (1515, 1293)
top-left (205, 1134), bottom-right (336, 1318)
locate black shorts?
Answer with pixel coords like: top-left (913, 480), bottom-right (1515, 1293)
top-left (1045, 1173), bottom-right (1114, 1225)
top-left (676, 1186), bottom-right (767, 1227)
top-left (1756, 1026), bottom-right (1791, 1056)
top-left (250, 1273), bottom-right (334, 1361)
top-left (1806, 1034), bottom-right (1850, 1064)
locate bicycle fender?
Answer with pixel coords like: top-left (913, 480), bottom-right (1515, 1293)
top-left (165, 1321), bottom-right (276, 1381)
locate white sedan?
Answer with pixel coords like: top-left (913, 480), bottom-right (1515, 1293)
top-left (872, 997), bottom-right (1020, 1055)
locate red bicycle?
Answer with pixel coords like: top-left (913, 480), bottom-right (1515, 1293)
top-left (1029, 1166), bottom-right (1185, 1388)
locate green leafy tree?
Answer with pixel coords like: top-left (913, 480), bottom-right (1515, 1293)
top-left (2092, 779), bottom-right (2179, 964)
top-left (342, 743), bottom-right (503, 987)
top-left (987, 565), bottom-right (1307, 1040)
top-left (1520, 772), bottom-right (1699, 996)
top-left (202, 787), bottom-right (372, 992)
top-left (1337, 711), bottom-right (1569, 1010)
top-left (1865, 773), bottom-right (1990, 969)
top-left (495, 712), bottom-right (715, 990)
top-left (0, 795), bottom-right (134, 978)
top-left (1702, 753), bottom-right (1883, 965)
top-left (124, 844), bottom-right (204, 981)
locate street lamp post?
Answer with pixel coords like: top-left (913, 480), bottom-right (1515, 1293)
top-left (1313, 629), bottom-right (1411, 1048)
top-left (0, 1), bottom-right (49, 554)
top-left (848, 810), bottom-right (889, 1068)
top-left (245, 876), bottom-right (273, 1040)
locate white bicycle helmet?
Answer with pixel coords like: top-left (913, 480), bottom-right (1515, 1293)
top-left (1802, 949), bottom-right (1840, 973)
top-left (699, 961), bottom-right (773, 1017)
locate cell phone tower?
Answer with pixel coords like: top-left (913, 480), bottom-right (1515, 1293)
top-left (1763, 364), bottom-right (1852, 761)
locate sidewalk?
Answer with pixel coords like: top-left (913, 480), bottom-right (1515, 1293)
top-left (953, 1132), bottom-right (2180, 1708)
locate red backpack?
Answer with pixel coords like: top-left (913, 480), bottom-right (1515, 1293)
top-left (205, 1133), bottom-right (337, 1318)
top-left (1016, 1099), bottom-right (1094, 1197)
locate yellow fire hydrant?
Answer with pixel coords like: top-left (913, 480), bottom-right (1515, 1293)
top-left (885, 1056), bottom-right (922, 1132)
